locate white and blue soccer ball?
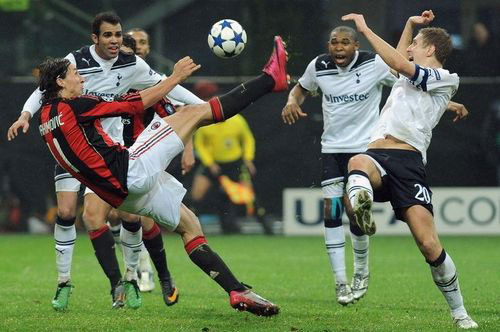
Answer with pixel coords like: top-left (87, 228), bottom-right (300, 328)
top-left (208, 19), bottom-right (247, 58)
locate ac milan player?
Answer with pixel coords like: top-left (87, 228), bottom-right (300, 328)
top-left (36, 35), bottom-right (288, 316)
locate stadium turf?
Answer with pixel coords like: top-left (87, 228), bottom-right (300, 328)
top-left (0, 234), bottom-right (498, 331)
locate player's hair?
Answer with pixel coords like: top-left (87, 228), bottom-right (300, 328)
top-left (92, 12), bottom-right (121, 36)
top-left (122, 34), bottom-right (137, 53)
top-left (331, 26), bottom-right (358, 42)
top-left (419, 27), bottom-right (452, 65)
top-left (38, 57), bottom-right (71, 104)
top-left (127, 28), bottom-right (149, 38)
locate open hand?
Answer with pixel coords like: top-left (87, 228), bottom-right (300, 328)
top-left (341, 13), bottom-right (369, 33)
top-left (447, 101), bottom-right (469, 122)
top-left (7, 114), bottom-right (31, 141)
top-left (281, 103), bottom-right (307, 124)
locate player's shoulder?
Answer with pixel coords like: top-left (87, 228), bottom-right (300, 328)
top-left (314, 54), bottom-right (336, 71)
top-left (350, 51), bottom-right (377, 70)
top-left (111, 51), bottom-right (138, 70)
top-left (71, 46), bottom-right (100, 70)
top-left (65, 94), bottom-right (102, 112)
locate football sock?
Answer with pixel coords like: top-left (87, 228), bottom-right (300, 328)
top-left (89, 225), bottom-right (122, 288)
top-left (346, 170), bottom-right (373, 209)
top-left (324, 196), bottom-right (347, 285)
top-left (350, 229), bottom-right (369, 276)
top-left (428, 249), bottom-right (468, 318)
top-left (143, 223), bottom-right (171, 281)
top-left (54, 216), bottom-right (76, 284)
top-left (138, 245), bottom-right (153, 273)
top-left (185, 236), bottom-right (244, 293)
top-left (120, 220), bottom-right (142, 281)
top-left (208, 73), bottom-right (275, 122)
top-left (108, 223), bottom-right (122, 246)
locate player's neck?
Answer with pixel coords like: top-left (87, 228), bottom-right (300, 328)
top-left (416, 57), bottom-right (442, 69)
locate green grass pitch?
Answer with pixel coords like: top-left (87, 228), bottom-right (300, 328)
top-left (0, 234), bottom-right (498, 331)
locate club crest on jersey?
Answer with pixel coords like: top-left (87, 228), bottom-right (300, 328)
top-left (356, 72), bottom-right (361, 84)
top-left (116, 73), bottom-right (123, 86)
top-left (151, 121), bottom-right (161, 130)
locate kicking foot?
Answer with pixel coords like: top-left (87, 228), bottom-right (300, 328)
top-left (123, 279), bottom-right (142, 309)
top-left (262, 36), bottom-right (288, 92)
top-left (352, 190), bottom-right (376, 235)
top-left (230, 287), bottom-right (279, 316)
top-left (160, 278), bottom-right (179, 306)
top-left (336, 283), bottom-right (355, 306)
top-left (351, 273), bottom-right (369, 300)
top-left (51, 281), bottom-right (73, 311)
top-left (453, 315), bottom-right (478, 329)
top-left (138, 270), bottom-right (155, 292)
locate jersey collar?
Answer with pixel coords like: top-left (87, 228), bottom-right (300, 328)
top-left (336, 50), bottom-right (359, 73)
top-left (89, 45), bottom-right (119, 69)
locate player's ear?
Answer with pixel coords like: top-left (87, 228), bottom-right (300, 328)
top-left (91, 33), bottom-right (98, 45)
top-left (426, 44), bottom-right (435, 57)
top-left (354, 40), bottom-right (360, 50)
top-left (56, 77), bottom-right (65, 88)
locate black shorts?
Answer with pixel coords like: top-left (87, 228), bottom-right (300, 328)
top-left (363, 149), bottom-right (433, 220)
top-left (197, 159), bottom-right (248, 182)
top-left (321, 153), bottom-right (357, 186)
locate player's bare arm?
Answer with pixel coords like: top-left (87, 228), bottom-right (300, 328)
top-left (342, 13), bottom-right (416, 79)
top-left (181, 138), bottom-right (195, 175)
top-left (140, 56), bottom-right (200, 108)
top-left (396, 10), bottom-right (435, 58)
top-left (447, 101), bottom-right (469, 122)
top-left (7, 111), bottom-right (32, 141)
top-left (282, 83), bottom-right (308, 125)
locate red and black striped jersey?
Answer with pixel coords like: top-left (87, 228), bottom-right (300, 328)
top-left (39, 93), bottom-right (144, 207)
top-left (122, 95), bottom-right (175, 147)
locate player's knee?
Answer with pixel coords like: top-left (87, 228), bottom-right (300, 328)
top-left (82, 209), bottom-right (106, 230)
top-left (348, 154), bottom-right (371, 172)
top-left (176, 208), bottom-right (204, 240)
top-left (417, 237), bottom-right (442, 260)
top-left (57, 206), bottom-right (76, 220)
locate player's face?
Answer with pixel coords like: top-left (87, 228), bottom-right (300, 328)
top-left (129, 31), bottom-right (150, 59)
top-left (92, 22), bottom-right (123, 60)
top-left (328, 31), bottom-right (359, 67)
top-left (58, 64), bottom-right (85, 98)
top-left (407, 33), bottom-right (433, 64)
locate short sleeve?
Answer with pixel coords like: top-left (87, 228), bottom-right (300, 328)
top-left (409, 65), bottom-right (459, 94)
top-left (130, 56), bottom-right (163, 90)
top-left (298, 57), bottom-right (319, 92)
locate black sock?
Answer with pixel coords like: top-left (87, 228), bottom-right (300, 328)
top-left (143, 224), bottom-right (171, 281)
top-left (185, 236), bottom-right (244, 293)
top-left (89, 226), bottom-right (122, 288)
top-left (210, 73), bottom-right (275, 122)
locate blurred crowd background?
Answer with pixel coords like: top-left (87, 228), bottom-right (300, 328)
top-left (0, 0), bottom-right (498, 233)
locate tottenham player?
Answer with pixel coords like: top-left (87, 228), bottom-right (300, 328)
top-left (282, 26), bottom-right (396, 305)
top-left (36, 35), bottom-right (288, 316)
top-left (342, 11), bottom-right (477, 329)
top-left (7, 12), bottom-right (203, 310)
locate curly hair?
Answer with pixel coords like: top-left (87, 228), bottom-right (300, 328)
top-left (38, 57), bottom-right (71, 104)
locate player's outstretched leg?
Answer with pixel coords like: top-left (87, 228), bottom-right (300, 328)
top-left (142, 221), bottom-right (179, 306)
top-left (176, 205), bottom-right (279, 316)
top-left (346, 171), bottom-right (376, 235)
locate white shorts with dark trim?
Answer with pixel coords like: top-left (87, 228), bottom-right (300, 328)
top-left (119, 119), bottom-right (186, 231)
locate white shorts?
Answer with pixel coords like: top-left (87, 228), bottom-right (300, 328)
top-left (119, 120), bottom-right (186, 231)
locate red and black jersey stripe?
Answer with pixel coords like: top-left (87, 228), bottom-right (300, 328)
top-left (39, 93), bottom-right (144, 207)
top-left (122, 95), bottom-right (175, 148)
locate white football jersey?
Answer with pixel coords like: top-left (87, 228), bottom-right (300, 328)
top-left (298, 51), bottom-right (396, 153)
top-left (370, 64), bottom-right (459, 164)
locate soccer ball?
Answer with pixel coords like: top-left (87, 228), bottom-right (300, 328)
top-left (208, 19), bottom-right (247, 58)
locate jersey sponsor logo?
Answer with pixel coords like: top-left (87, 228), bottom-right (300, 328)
top-left (151, 121), bottom-right (161, 130)
top-left (122, 118), bottom-right (131, 125)
top-left (39, 113), bottom-right (64, 135)
top-left (83, 89), bottom-right (116, 101)
top-left (324, 92), bottom-right (370, 103)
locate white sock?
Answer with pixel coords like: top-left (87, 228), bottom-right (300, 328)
top-left (325, 226), bottom-right (347, 285)
top-left (351, 233), bottom-right (369, 275)
top-left (120, 225), bottom-right (142, 281)
top-left (346, 172), bottom-right (373, 208)
top-left (138, 244), bottom-right (153, 273)
top-left (429, 251), bottom-right (467, 319)
top-left (108, 223), bottom-right (122, 247)
top-left (54, 223), bottom-right (76, 284)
